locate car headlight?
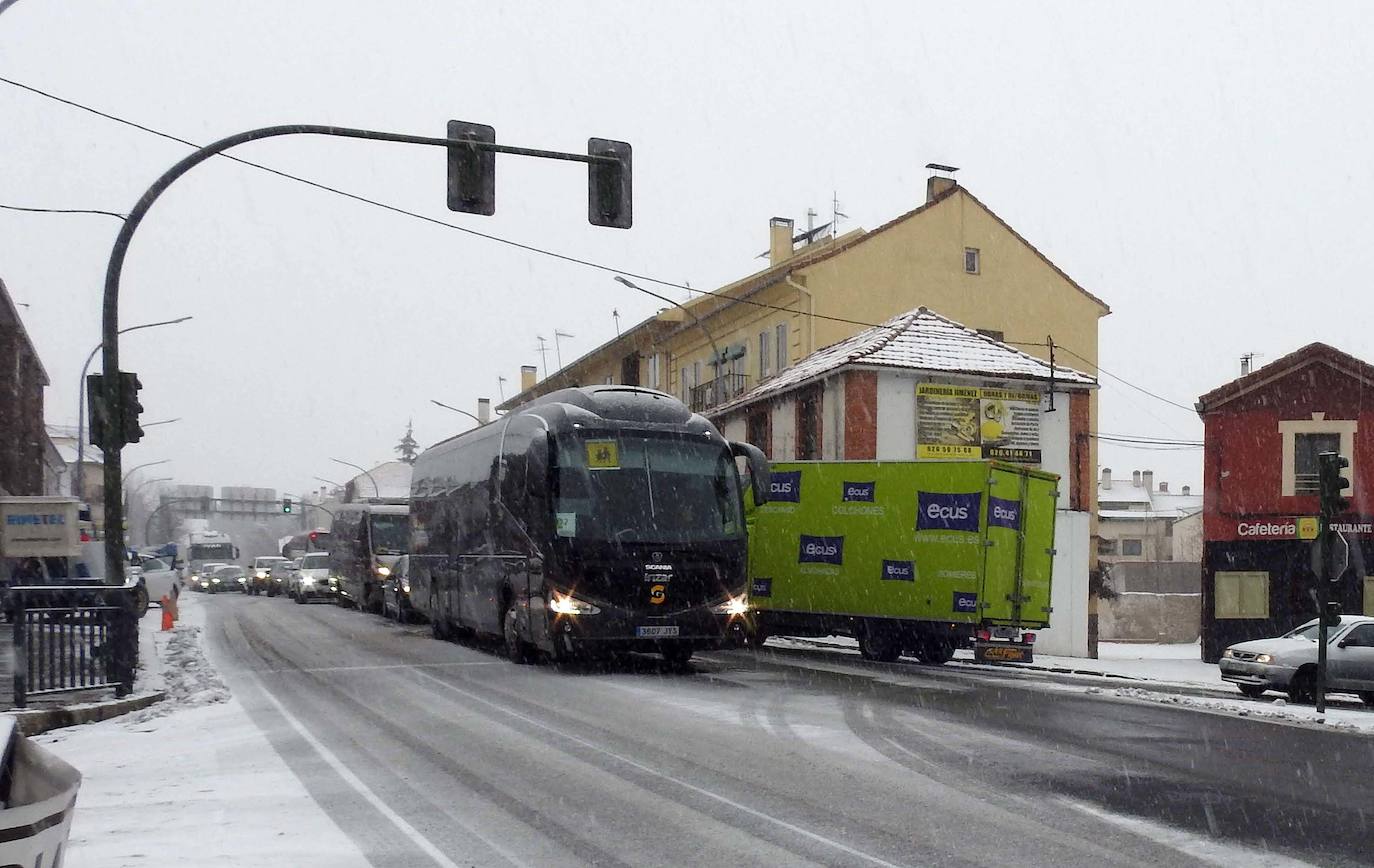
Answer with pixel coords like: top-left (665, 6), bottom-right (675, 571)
top-left (191, 574), bottom-right (200, 581)
top-left (1223, 649), bottom-right (1235, 659)
top-left (1255, 653), bottom-right (1274, 664)
top-left (401, 581), bottom-right (411, 594)
top-left (549, 592), bottom-right (600, 615)
top-left (255, 571), bottom-right (267, 579)
top-left (211, 578), bottom-right (221, 584)
top-left (376, 565), bottom-right (391, 577)
top-left (301, 577), bottom-right (315, 587)
top-left (711, 595), bottom-right (750, 617)
top-left (329, 576), bottom-right (338, 585)
top-left (238, 577), bottom-right (247, 584)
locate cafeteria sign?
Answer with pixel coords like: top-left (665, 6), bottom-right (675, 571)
top-left (916, 384), bottom-right (1042, 463)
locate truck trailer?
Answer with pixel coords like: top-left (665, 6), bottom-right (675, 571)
top-left (746, 460), bottom-right (1057, 664)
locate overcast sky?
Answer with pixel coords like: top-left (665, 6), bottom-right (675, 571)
top-left (4, 1), bottom-right (1372, 500)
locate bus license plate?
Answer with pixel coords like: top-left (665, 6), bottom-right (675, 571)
top-left (636, 626), bottom-right (680, 638)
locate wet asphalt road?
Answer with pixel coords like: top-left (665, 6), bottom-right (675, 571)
top-left (204, 592), bottom-right (1374, 867)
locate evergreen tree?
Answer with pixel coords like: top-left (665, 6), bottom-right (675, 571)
top-left (395, 419), bottom-right (419, 464)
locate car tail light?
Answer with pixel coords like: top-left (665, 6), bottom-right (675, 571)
top-left (1022, 632), bottom-right (1036, 644)
top-left (976, 629), bottom-right (991, 641)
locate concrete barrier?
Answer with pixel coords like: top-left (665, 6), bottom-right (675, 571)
top-left (1099, 592), bottom-right (1200, 643)
top-left (0, 717), bottom-right (81, 867)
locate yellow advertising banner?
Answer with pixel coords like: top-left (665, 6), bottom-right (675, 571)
top-left (916, 383), bottom-right (1042, 463)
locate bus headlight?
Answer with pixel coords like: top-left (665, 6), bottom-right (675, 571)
top-left (712, 596), bottom-right (750, 617)
top-left (549, 592), bottom-right (600, 615)
top-left (376, 566), bottom-right (391, 577)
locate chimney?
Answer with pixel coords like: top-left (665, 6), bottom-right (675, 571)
top-left (1159, 481), bottom-right (1169, 493)
top-left (477, 398), bottom-right (491, 424)
top-left (1132, 470), bottom-right (1142, 487)
top-left (927, 175), bottom-right (958, 203)
top-left (1182, 485), bottom-right (1191, 496)
top-left (1101, 467), bottom-right (1112, 490)
top-left (769, 217), bottom-right (794, 265)
top-left (520, 365), bottom-right (537, 392)
top-left (1142, 470), bottom-right (1154, 494)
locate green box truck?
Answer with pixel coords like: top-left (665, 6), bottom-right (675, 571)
top-left (745, 460), bottom-right (1058, 664)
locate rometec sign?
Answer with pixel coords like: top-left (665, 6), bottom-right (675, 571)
top-left (0, 498), bottom-right (82, 558)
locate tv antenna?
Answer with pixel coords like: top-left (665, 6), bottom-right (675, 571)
top-left (497, 375), bottom-right (507, 401)
top-left (553, 330), bottom-right (574, 370)
top-left (612, 309), bottom-right (621, 335)
top-left (831, 191), bottom-right (848, 239)
top-left (535, 336), bottom-right (550, 379)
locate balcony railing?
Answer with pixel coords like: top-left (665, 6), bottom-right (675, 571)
top-left (689, 373), bottom-right (750, 413)
top-left (1294, 473), bottom-right (1320, 495)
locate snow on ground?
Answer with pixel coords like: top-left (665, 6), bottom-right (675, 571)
top-left (34, 592), bottom-right (370, 868)
top-left (1077, 684), bottom-right (1374, 735)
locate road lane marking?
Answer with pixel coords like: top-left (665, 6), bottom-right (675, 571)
top-left (410, 669), bottom-right (909, 868)
top-left (246, 669), bottom-right (530, 868)
top-left (1057, 797), bottom-right (1315, 867)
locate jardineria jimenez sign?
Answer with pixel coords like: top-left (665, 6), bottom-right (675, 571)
top-left (916, 384), bottom-right (1041, 463)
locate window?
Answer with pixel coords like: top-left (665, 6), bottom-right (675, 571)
top-left (964, 247), bottom-right (980, 274)
top-left (759, 330), bottom-right (772, 379)
top-left (746, 410), bottom-right (771, 459)
top-left (1215, 571), bottom-right (1269, 619)
top-left (1098, 538), bottom-right (1118, 555)
top-left (1121, 539), bottom-right (1143, 557)
top-left (1342, 624), bottom-right (1374, 648)
top-left (1294, 432), bottom-right (1341, 494)
top-left (647, 353), bottom-right (662, 390)
top-left (796, 389), bottom-right (821, 459)
top-left (775, 323), bottom-right (788, 371)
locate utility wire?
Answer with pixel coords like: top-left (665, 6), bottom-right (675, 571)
top-left (0, 202), bottom-right (126, 219)
top-left (0, 73), bottom-right (1200, 417)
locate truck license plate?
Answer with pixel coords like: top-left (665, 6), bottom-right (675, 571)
top-left (636, 626), bottom-right (680, 638)
top-left (974, 642), bottom-right (1033, 664)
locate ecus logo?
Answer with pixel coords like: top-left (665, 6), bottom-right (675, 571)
top-left (925, 503), bottom-right (970, 521)
top-left (804, 542), bottom-right (839, 556)
top-left (992, 504), bottom-right (1017, 521)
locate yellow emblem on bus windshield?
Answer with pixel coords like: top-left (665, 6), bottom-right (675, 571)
top-left (649, 584), bottom-right (666, 604)
top-left (585, 439), bottom-right (620, 469)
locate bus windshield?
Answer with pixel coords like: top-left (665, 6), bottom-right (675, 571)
top-left (553, 434), bottom-right (743, 543)
top-left (368, 514), bottom-right (408, 555)
top-left (190, 543), bottom-right (234, 561)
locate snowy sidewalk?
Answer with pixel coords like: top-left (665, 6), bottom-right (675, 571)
top-left (35, 592), bottom-right (370, 868)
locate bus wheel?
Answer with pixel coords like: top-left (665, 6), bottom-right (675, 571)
top-left (503, 602), bottom-right (536, 664)
top-left (431, 616), bottom-right (450, 641)
top-left (857, 622), bottom-right (901, 663)
top-left (745, 629), bottom-right (769, 650)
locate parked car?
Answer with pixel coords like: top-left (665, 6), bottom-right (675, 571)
top-left (267, 560), bottom-right (297, 597)
top-left (208, 564), bottom-right (246, 594)
top-left (248, 556), bottom-right (289, 595)
top-left (1220, 615), bottom-right (1374, 704)
top-left (190, 562), bottom-right (227, 592)
top-left (133, 555), bottom-right (180, 606)
top-left (291, 552), bottom-right (335, 604)
top-left (380, 555), bottom-right (418, 623)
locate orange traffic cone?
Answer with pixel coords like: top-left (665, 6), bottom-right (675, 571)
top-left (160, 596), bottom-right (175, 631)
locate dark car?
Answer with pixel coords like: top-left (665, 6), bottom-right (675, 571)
top-left (381, 555), bottom-right (418, 623)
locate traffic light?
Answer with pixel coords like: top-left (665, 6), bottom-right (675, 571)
top-left (446, 120), bottom-right (496, 216)
top-left (282, 496), bottom-right (293, 515)
top-left (1319, 452), bottom-right (1351, 517)
top-left (1322, 599), bottom-right (1343, 627)
top-left (587, 138), bottom-right (632, 228)
top-left (118, 371), bottom-right (144, 445)
top-left (86, 373), bottom-right (110, 448)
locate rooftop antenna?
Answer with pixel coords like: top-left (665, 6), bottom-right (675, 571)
top-left (1240, 352), bottom-right (1262, 376)
top-left (497, 375), bottom-right (507, 401)
top-left (553, 329), bottom-right (574, 370)
top-left (535, 335), bottom-right (550, 379)
top-left (831, 191), bottom-right (848, 239)
top-left (612, 309), bottom-right (621, 336)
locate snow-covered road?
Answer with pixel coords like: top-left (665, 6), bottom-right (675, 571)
top-left (37, 591), bottom-right (1374, 867)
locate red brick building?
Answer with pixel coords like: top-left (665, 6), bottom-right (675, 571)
top-left (0, 278), bottom-right (51, 497)
top-left (1196, 343), bottom-right (1374, 661)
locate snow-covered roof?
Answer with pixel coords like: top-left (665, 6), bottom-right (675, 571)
top-left (346, 460), bottom-right (412, 501)
top-left (711, 306), bottom-right (1095, 416)
top-left (45, 424), bottom-right (101, 465)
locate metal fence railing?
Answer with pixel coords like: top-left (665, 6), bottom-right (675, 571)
top-left (7, 584), bottom-right (139, 708)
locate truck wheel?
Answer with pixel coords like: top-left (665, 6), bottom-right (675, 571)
top-left (919, 638), bottom-right (954, 665)
top-left (745, 628), bottom-right (769, 649)
top-left (858, 622), bottom-right (901, 663)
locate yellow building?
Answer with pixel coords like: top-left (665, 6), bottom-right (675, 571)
top-left (502, 177), bottom-right (1108, 480)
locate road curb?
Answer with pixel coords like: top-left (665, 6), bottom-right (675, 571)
top-left (4, 691), bottom-right (166, 736)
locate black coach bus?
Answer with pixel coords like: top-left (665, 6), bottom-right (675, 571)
top-left (409, 385), bottom-right (769, 664)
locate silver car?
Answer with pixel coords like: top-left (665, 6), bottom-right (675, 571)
top-left (1220, 615), bottom-right (1374, 705)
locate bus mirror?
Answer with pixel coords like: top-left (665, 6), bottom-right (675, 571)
top-left (232, 546), bottom-right (240, 560)
top-left (729, 441), bottom-right (771, 505)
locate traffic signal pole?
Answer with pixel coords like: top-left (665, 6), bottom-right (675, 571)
top-left (99, 123), bottom-right (631, 589)
top-left (1317, 517), bottom-right (1330, 714)
top-left (1315, 451), bottom-right (1351, 715)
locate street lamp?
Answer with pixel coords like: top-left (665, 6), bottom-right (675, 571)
top-left (74, 316), bottom-right (192, 499)
top-left (329, 458), bottom-right (380, 498)
top-left (613, 275), bottom-right (723, 405)
top-left (312, 476), bottom-right (343, 488)
top-left (142, 418), bottom-right (181, 427)
top-left (430, 399), bottom-right (483, 425)
top-left (131, 476), bottom-right (173, 496)
top-left (122, 458), bottom-right (170, 487)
